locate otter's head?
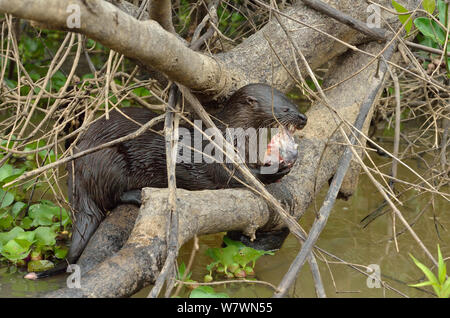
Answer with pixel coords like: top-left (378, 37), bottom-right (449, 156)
top-left (224, 84), bottom-right (307, 133)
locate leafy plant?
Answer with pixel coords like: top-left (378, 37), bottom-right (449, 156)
top-left (217, 2), bottom-right (245, 38)
top-left (0, 202), bottom-right (70, 265)
top-left (0, 24), bottom-right (147, 272)
top-left (409, 245), bottom-right (450, 298)
top-left (0, 138), bottom-right (70, 269)
top-left (176, 261), bottom-right (197, 286)
top-left (204, 237), bottom-right (274, 281)
top-left (176, 0), bottom-right (193, 35)
top-left (392, 0), bottom-right (450, 77)
top-left (392, 0), bottom-right (414, 34)
top-left (173, 262), bottom-right (229, 298)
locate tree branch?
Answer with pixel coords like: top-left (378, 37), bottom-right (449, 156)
top-left (0, 0), bottom-right (421, 100)
top-left (148, 0), bottom-right (176, 33)
top-left (301, 0), bottom-right (390, 41)
top-left (218, 0), bottom-right (420, 92)
top-left (0, 0), bottom-right (228, 94)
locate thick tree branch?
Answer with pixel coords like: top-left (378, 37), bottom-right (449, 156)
top-left (218, 0), bottom-right (420, 93)
top-left (301, 0), bottom-right (390, 41)
top-left (0, 0), bottom-right (228, 94)
top-left (148, 0), bottom-right (176, 33)
top-left (0, 0), bottom-right (421, 99)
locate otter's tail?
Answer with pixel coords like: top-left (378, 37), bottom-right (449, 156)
top-left (25, 195), bottom-right (104, 280)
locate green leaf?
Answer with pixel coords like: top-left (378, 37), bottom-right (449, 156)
top-left (0, 189), bottom-right (15, 209)
top-left (231, 12), bottom-right (244, 23)
top-left (441, 279), bottom-right (450, 298)
top-left (410, 254), bottom-right (439, 286)
top-left (0, 226), bottom-right (24, 245)
top-left (29, 70), bottom-right (41, 82)
top-left (0, 238), bottom-right (31, 261)
top-left (24, 140), bottom-right (46, 151)
top-left (11, 201), bottom-right (26, 218)
top-left (0, 164), bottom-right (14, 182)
top-left (418, 34), bottom-right (440, 49)
top-left (206, 247), bottom-right (222, 262)
top-left (423, 0), bottom-right (436, 15)
top-left (437, 245), bottom-right (447, 285)
top-left (4, 79), bottom-right (16, 89)
top-left (414, 17), bottom-right (436, 40)
top-left (0, 136), bottom-right (16, 149)
top-left (23, 37), bottom-right (38, 53)
top-left (223, 236), bottom-right (245, 249)
top-left (409, 281), bottom-right (435, 287)
top-left (34, 226), bottom-right (57, 246)
top-left (54, 246), bottom-right (68, 259)
top-left (82, 73), bottom-right (94, 80)
top-left (189, 286), bottom-right (229, 298)
top-left (221, 245), bottom-right (240, 269)
top-left (20, 217), bottom-right (33, 230)
top-left (0, 166), bottom-right (26, 185)
top-left (206, 261), bottom-right (219, 272)
top-left (0, 212), bottom-right (13, 230)
top-left (437, 0), bottom-right (447, 24)
top-left (177, 262), bottom-right (192, 281)
top-left (432, 20), bottom-right (447, 45)
top-left (28, 201), bottom-right (69, 227)
top-left (15, 230), bottom-right (36, 243)
top-left (392, 0), bottom-right (413, 33)
top-left (50, 71), bottom-right (67, 91)
top-left (132, 87), bottom-right (151, 97)
top-left (414, 17), bottom-right (446, 45)
top-left (234, 247), bottom-right (273, 268)
top-left (28, 203), bottom-right (55, 226)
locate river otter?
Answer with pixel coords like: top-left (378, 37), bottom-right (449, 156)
top-left (26, 83), bottom-right (307, 279)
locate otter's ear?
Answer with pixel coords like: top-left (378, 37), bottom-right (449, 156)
top-left (245, 96), bottom-right (258, 107)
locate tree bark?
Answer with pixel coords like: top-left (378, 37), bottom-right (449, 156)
top-left (0, 0), bottom-right (418, 98)
top-left (44, 41), bottom-right (393, 297)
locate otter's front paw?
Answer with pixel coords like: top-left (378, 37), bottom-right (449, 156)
top-left (252, 164), bottom-right (291, 184)
top-left (120, 189), bottom-right (142, 206)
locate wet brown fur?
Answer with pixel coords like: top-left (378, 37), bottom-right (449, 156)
top-left (33, 84), bottom-right (307, 278)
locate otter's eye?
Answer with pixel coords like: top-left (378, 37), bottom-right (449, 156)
top-left (283, 108), bottom-right (289, 112)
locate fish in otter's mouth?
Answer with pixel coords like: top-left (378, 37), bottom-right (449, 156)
top-left (263, 125), bottom-right (299, 168)
top-left (263, 110), bottom-right (307, 169)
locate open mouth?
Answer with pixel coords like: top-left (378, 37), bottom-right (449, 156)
top-left (285, 123), bottom-right (297, 136)
top-left (263, 124), bottom-right (299, 167)
top-left (276, 115), bottom-right (307, 136)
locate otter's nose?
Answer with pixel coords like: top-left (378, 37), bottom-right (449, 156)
top-left (297, 113), bottom-right (307, 128)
